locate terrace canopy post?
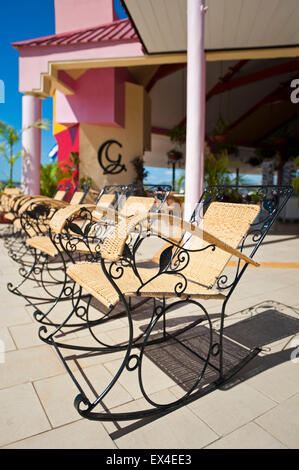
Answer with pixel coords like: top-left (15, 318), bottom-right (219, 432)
top-left (21, 95), bottom-right (42, 195)
top-left (184, 0), bottom-right (207, 221)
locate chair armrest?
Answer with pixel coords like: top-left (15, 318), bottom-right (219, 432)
top-left (100, 212), bottom-right (259, 267)
top-left (92, 205), bottom-right (123, 222)
top-left (92, 205), bottom-right (153, 223)
top-left (100, 212), bottom-right (149, 261)
top-left (10, 195), bottom-right (32, 214)
top-left (50, 204), bottom-right (96, 234)
top-left (148, 213), bottom-right (259, 267)
top-left (8, 194), bottom-right (22, 208)
top-left (19, 197), bottom-right (67, 216)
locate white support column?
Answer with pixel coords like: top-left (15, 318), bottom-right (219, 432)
top-left (21, 95), bottom-right (42, 195)
top-left (184, 0), bottom-right (207, 221)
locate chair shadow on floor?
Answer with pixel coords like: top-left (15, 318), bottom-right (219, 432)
top-left (58, 298), bottom-right (299, 438)
top-left (218, 300), bottom-right (299, 389)
top-left (135, 299), bottom-right (299, 391)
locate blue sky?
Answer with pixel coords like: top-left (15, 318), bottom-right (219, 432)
top-left (0, 0), bottom-right (127, 182)
top-left (0, 0), bottom-right (56, 182)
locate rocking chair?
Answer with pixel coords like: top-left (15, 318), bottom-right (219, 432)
top-left (6, 184), bottom-right (127, 311)
top-left (7, 184), bottom-right (170, 327)
top-left (40, 184), bottom-right (292, 422)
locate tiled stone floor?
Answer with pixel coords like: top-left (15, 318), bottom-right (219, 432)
top-left (0, 224), bottom-right (298, 449)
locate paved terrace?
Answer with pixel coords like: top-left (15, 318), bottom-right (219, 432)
top-left (0, 222), bottom-right (299, 449)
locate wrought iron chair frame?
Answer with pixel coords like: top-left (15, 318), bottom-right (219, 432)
top-left (3, 182), bottom-right (73, 259)
top-left (35, 184), bottom-right (171, 326)
top-left (6, 183), bottom-right (121, 305)
top-left (7, 184), bottom-right (171, 328)
top-left (36, 184), bottom-right (293, 422)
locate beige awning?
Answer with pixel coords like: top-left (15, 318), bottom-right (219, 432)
top-left (124, 0), bottom-right (299, 59)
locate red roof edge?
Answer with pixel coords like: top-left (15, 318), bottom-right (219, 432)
top-left (12, 18), bottom-right (138, 49)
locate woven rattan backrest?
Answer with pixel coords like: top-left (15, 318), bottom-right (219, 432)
top-left (1, 195), bottom-right (9, 213)
top-left (54, 190), bottom-right (66, 201)
top-left (1, 188), bottom-right (21, 211)
top-left (97, 194), bottom-right (116, 208)
top-left (184, 202), bottom-right (260, 288)
top-left (120, 196), bottom-right (155, 217)
top-left (91, 194), bottom-right (118, 220)
top-left (98, 197), bottom-right (155, 261)
top-left (100, 214), bottom-right (143, 262)
top-left (70, 191), bottom-right (85, 205)
top-left (4, 188), bottom-right (21, 196)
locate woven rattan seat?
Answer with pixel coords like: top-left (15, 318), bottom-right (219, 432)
top-left (67, 262), bottom-right (225, 308)
top-left (67, 202), bottom-right (260, 308)
top-left (26, 236), bottom-right (58, 257)
top-left (26, 235), bottom-right (98, 257)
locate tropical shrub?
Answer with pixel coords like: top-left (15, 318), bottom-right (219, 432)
top-left (0, 119), bottom-right (50, 188)
top-left (0, 121), bottom-right (22, 187)
top-left (204, 145), bottom-right (231, 186)
top-left (40, 162), bottom-right (65, 197)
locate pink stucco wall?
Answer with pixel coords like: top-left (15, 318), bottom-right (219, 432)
top-left (17, 41), bottom-right (143, 93)
top-left (55, 68), bottom-right (129, 126)
top-left (54, 0), bottom-right (117, 34)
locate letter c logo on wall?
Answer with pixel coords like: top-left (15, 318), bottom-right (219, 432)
top-left (98, 140), bottom-right (127, 175)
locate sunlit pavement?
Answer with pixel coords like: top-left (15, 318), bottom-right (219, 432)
top-left (0, 223), bottom-right (298, 449)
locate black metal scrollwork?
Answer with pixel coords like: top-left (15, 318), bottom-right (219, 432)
top-left (98, 140), bottom-right (127, 175)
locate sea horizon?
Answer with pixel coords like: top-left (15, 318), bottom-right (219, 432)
top-left (1, 166), bottom-right (271, 189)
top-left (144, 166), bottom-right (264, 191)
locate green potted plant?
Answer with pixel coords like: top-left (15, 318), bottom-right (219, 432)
top-left (79, 176), bottom-right (93, 188)
top-left (272, 123), bottom-right (293, 146)
top-left (167, 124), bottom-right (186, 161)
top-left (210, 114), bottom-right (230, 143)
top-left (247, 146), bottom-right (276, 167)
top-left (131, 156), bottom-right (148, 184)
top-left (167, 149), bottom-right (183, 161)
